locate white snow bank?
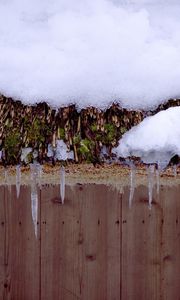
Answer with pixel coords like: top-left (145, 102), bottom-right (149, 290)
top-left (1, 1), bottom-right (180, 109)
top-left (113, 107), bottom-right (180, 166)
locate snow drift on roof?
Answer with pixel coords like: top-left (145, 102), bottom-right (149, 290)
top-left (0, 1), bottom-right (180, 109)
top-left (113, 106), bottom-right (180, 166)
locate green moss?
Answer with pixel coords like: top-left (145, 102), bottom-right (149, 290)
top-left (58, 127), bottom-right (65, 140)
top-left (120, 126), bottom-right (127, 135)
top-left (91, 124), bottom-right (97, 132)
top-left (25, 118), bottom-right (51, 147)
top-left (78, 138), bottom-right (95, 162)
top-left (4, 131), bottom-right (21, 164)
top-left (73, 133), bottom-right (81, 145)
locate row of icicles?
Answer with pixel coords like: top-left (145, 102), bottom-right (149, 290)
top-left (129, 163), bottom-right (178, 210)
top-left (3, 163), bottom-right (65, 239)
top-left (2, 162), bottom-right (178, 237)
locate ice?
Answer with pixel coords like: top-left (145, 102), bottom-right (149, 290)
top-left (47, 144), bottom-right (54, 158)
top-left (47, 140), bottom-right (74, 161)
top-left (4, 168), bottom-right (11, 193)
top-left (37, 164), bottom-right (43, 189)
top-left (156, 159), bottom-right (170, 172)
top-left (114, 107), bottom-right (180, 166)
top-left (60, 166), bottom-right (65, 204)
top-left (31, 191), bottom-right (38, 238)
top-left (156, 168), bottom-right (160, 195)
top-left (21, 147), bottom-right (32, 163)
top-left (55, 140), bottom-right (68, 161)
top-left (147, 165), bottom-right (155, 209)
top-left (30, 163), bottom-right (39, 238)
top-left (129, 163), bottom-right (135, 208)
top-left (16, 165), bottom-right (21, 198)
top-left (1, 1), bottom-right (180, 109)
top-left (68, 151), bottom-right (75, 161)
top-left (4, 169), bottom-right (7, 183)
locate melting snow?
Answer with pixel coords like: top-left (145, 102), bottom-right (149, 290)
top-left (114, 107), bottom-right (180, 166)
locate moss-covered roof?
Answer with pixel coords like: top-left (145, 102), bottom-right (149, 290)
top-left (0, 95), bottom-right (180, 166)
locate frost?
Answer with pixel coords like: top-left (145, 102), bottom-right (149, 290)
top-left (30, 163), bottom-right (39, 238)
top-left (47, 144), bottom-right (54, 158)
top-left (21, 147), bottom-right (32, 163)
top-left (55, 140), bottom-right (68, 161)
top-left (47, 139), bottom-right (74, 161)
top-left (147, 165), bottom-right (155, 209)
top-left (60, 166), bottom-right (65, 204)
top-left (16, 165), bottom-right (21, 198)
top-left (67, 150), bottom-right (74, 160)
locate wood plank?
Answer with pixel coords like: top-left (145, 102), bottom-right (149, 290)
top-left (0, 185), bottom-right (40, 300)
top-left (160, 185), bottom-right (180, 300)
top-left (121, 185), bottom-right (161, 300)
top-left (40, 184), bottom-right (121, 300)
top-left (0, 185), bottom-right (6, 300)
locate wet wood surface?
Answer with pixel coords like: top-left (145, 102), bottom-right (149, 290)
top-left (0, 183), bottom-right (180, 299)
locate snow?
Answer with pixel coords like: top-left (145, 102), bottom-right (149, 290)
top-left (47, 139), bottom-right (74, 160)
top-left (1, 1), bottom-right (180, 109)
top-left (113, 107), bottom-right (180, 165)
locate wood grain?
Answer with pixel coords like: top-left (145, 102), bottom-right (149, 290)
top-left (0, 183), bottom-right (180, 299)
top-left (0, 185), bottom-right (40, 300)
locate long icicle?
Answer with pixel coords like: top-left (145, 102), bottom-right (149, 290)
top-left (30, 163), bottom-right (39, 238)
top-left (156, 167), bottom-right (160, 195)
top-left (60, 166), bottom-right (65, 204)
top-left (16, 165), bottom-right (21, 198)
top-left (148, 165), bottom-right (155, 210)
top-left (129, 163), bottom-right (135, 208)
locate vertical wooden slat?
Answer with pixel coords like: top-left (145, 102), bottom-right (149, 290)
top-left (40, 184), bottom-right (121, 300)
top-left (0, 185), bottom-right (40, 300)
top-left (121, 185), bottom-right (161, 300)
top-left (0, 185), bottom-right (6, 300)
top-left (160, 186), bottom-right (180, 300)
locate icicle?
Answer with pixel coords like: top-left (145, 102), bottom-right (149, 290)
top-left (129, 164), bottom-right (135, 208)
top-left (37, 164), bottom-right (42, 189)
top-left (173, 165), bottom-right (177, 178)
top-left (16, 165), bottom-right (21, 198)
top-left (156, 168), bottom-right (160, 195)
top-left (31, 191), bottom-right (38, 238)
top-left (60, 166), bottom-right (65, 204)
top-left (30, 164), bottom-right (39, 238)
top-left (4, 168), bottom-right (7, 183)
top-left (148, 165), bottom-right (155, 210)
top-left (4, 168), bottom-right (11, 193)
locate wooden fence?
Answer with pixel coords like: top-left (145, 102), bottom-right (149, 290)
top-left (0, 183), bottom-right (180, 300)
